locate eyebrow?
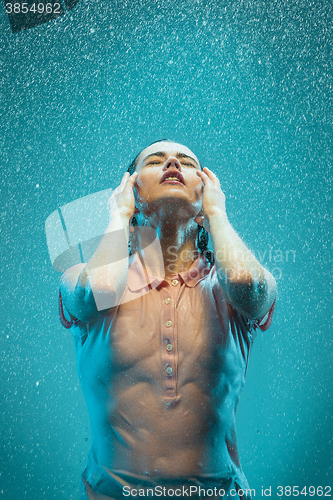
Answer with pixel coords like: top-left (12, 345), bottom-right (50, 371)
top-left (143, 151), bottom-right (199, 166)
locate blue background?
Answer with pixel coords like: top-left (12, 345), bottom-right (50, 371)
top-left (1, 0), bottom-right (332, 498)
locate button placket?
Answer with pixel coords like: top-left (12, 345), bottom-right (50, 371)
top-left (160, 280), bottom-right (180, 397)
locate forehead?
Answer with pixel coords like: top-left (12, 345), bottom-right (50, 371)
top-left (136, 141), bottom-right (200, 168)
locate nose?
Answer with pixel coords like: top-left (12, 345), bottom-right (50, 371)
top-left (163, 156), bottom-right (181, 171)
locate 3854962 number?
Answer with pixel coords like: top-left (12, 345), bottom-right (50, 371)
top-left (277, 486), bottom-right (331, 496)
top-left (5, 3), bottom-right (61, 14)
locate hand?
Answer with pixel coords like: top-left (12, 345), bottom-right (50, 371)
top-left (108, 172), bottom-right (139, 221)
top-left (194, 167), bottom-right (226, 232)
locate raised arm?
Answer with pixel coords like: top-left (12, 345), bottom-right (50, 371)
top-left (195, 168), bottom-right (277, 320)
top-left (60, 172), bottom-right (138, 322)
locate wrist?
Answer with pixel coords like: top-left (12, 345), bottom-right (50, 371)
top-left (116, 206), bottom-right (133, 219)
top-left (118, 211), bottom-right (132, 223)
top-left (207, 209), bottom-right (229, 223)
top-left (106, 212), bottom-right (131, 233)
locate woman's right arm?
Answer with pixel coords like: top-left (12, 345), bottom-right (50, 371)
top-left (60, 172), bottom-right (138, 322)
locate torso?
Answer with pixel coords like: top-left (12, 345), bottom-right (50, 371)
top-left (70, 256), bottom-right (255, 478)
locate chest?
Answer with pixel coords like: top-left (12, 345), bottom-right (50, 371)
top-left (78, 283), bottom-right (247, 388)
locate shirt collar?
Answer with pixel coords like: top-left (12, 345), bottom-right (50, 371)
top-left (178, 254), bottom-right (212, 287)
top-left (127, 252), bottom-right (211, 292)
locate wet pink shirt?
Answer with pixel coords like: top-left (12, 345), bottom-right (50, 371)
top-left (59, 253), bottom-right (275, 495)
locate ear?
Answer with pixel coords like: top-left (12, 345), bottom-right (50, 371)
top-left (194, 209), bottom-right (204, 228)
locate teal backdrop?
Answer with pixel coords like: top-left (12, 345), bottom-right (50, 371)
top-left (1, 0), bottom-right (332, 498)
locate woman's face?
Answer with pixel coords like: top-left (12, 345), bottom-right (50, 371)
top-left (134, 141), bottom-right (204, 223)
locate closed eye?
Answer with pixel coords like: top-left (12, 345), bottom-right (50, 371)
top-left (181, 162), bottom-right (197, 168)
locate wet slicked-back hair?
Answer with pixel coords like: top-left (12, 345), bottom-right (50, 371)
top-left (127, 139), bottom-right (214, 264)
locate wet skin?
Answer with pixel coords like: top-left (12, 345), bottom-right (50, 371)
top-left (134, 142), bottom-right (204, 226)
top-left (77, 142), bottom-right (245, 477)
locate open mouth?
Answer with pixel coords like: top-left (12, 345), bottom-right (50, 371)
top-left (160, 170), bottom-right (185, 185)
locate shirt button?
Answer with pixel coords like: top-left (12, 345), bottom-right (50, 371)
top-left (171, 279), bottom-right (179, 286)
top-left (166, 320), bottom-right (172, 327)
top-left (166, 366), bottom-right (173, 375)
top-left (166, 343), bottom-right (173, 352)
top-left (165, 298), bottom-right (171, 304)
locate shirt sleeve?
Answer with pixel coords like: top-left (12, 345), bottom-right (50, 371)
top-left (254, 299), bottom-right (276, 332)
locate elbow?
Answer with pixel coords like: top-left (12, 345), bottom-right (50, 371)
top-left (226, 268), bottom-right (277, 320)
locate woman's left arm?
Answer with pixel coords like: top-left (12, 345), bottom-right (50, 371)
top-left (195, 167), bottom-right (277, 320)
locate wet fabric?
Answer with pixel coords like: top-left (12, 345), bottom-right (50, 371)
top-left (80, 457), bottom-right (253, 499)
top-left (59, 253), bottom-right (274, 500)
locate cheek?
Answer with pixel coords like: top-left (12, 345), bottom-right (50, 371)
top-left (136, 170), bottom-right (159, 193)
top-left (134, 176), bottom-right (152, 204)
top-left (137, 170), bottom-right (155, 186)
top-left (192, 179), bottom-right (204, 200)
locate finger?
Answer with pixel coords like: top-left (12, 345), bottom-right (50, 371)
top-left (196, 170), bottom-right (209, 184)
top-left (202, 167), bottom-right (219, 183)
top-left (119, 172), bottom-right (130, 190)
top-left (124, 172), bottom-right (138, 191)
top-left (128, 171), bottom-right (138, 186)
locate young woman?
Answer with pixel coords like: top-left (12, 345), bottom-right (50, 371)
top-left (59, 140), bottom-right (277, 500)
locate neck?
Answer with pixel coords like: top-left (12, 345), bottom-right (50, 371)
top-left (135, 219), bottom-right (199, 279)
